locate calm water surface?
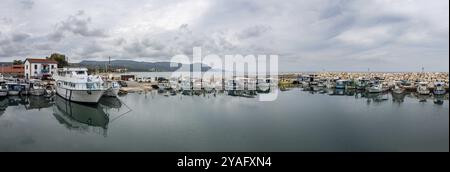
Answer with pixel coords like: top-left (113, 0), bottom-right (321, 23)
top-left (0, 88), bottom-right (448, 152)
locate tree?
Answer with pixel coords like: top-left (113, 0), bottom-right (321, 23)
top-left (47, 53), bottom-right (69, 67)
top-left (13, 60), bottom-right (23, 65)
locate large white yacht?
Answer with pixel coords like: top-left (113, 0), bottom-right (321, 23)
top-left (53, 68), bottom-right (106, 103)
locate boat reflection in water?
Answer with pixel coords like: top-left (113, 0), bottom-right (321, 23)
top-left (392, 92), bottom-right (407, 104)
top-left (434, 95), bottom-right (446, 105)
top-left (25, 96), bottom-right (53, 110)
top-left (0, 98), bottom-right (8, 117)
top-left (99, 96), bottom-right (122, 109)
top-left (53, 95), bottom-right (110, 137)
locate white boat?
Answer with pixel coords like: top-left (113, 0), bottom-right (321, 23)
top-left (325, 78), bottom-right (337, 89)
top-left (417, 82), bottom-right (430, 95)
top-left (0, 84), bottom-right (7, 97)
top-left (0, 76), bottom-right (7, 97)
top-left (180, 79), bottom-right (192, 91)
top-left (169, 80), bottom-right (180, 90)
top-left (257, 79), bottom-right (271, 92)
top-left (368, 83), bottom-right (383, 93)
top-left (54, 68), bottom-right (106, 104)
top-left (335, 80), bottom-right (349, 89)
top-left (157, 78), bottom-right (171, 90)
top-left (104, 81), bottom-right (121, 97)
top-left (433, 82), bottom-right (446, 95)
top-left (356, 78), bottom-right (370, 90)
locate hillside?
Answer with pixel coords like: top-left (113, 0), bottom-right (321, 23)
top-left (78, 60), bottom-right (211, 72)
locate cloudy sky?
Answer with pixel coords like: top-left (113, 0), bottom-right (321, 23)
top-left (0, 0), bottom-right (448, 72)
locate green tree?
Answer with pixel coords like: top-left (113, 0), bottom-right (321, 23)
top-left (47, 53), bottom-right (69, 67)
top-left (13, 60), bottom-right (23, 65)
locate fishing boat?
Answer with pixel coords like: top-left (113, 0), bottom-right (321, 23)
top-left (317, 79), bottom-right (326, 88)
top-left (169, 80), bottom-right (180, 90)
top-left (157, 79), bottom-right (171, 91)
top-left (392, 82), bottom-right (405, 95)
top-left (29, 80), bottom-right (46, 96)
top-left (417, 82), bottom-right (430, 95)
top-left (104, 81), bottom-right (121, 97)
top-left (0, 79), bottom-right (7, 97)
top-left (433, 82), bottom-right (446, 95)
top-left (325, 78), bottom-right (338, 89)
top-left (225, 79), bottom-right (237, 91)
top-left (298, 75), bottom-right (312, 87)
top-left (257, 79), bottom-right (271, 92)
top-left (368, 81), bottom-right (383, 93)
top-left (6, 82), bottom-right (25, 96)
top-left (0, 74), bottom-right (6, 97)
top-left (53, 68), bottom-right (106, 104)
top-left (335, 80), bottom-right (348, 89)
top-left (180, 79), bottom-right (192, 91)
top-left (345, 80), bottom-right (356, 90)
top-left (356, 78), bottom-right (370, 90)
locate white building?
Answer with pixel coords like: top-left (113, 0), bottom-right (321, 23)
top-left (24, 58), bottom-right (58, 79)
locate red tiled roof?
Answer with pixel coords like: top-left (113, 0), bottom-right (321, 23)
top-left (25, 58), bottom-right (58, 64)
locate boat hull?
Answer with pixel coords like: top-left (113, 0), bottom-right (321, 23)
top-left (30, 89), bottom-right (46, 96)
top-left (368, 88), bottom-right (382, 93)
top-left (56, 86), bottom-right (104, 103)
top-left (8, 91), bottom-right (19, 96)
top-left (433, 90), bottom-right (446, 95)
top-left (104, 88), bottom-right (120, 97)
top-left (392, 89), bottom-right (405, 95)
top-left (0, 91), bottom-right (7, 97)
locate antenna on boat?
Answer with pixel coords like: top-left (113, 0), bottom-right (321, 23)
top-left (108, 56), bottom-right (111, 73)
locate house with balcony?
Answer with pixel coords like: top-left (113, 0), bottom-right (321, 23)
top-left (24, 58), bottom-right (58, 79)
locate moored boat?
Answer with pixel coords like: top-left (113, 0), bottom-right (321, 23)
top-left (104, 81), bottom-right (121, 97)
top-left (6, 82), bottom-right (27, 96)
top-left (29, 80), bottom-right (46, 96)
top-left (392, 82), bottom-right (405, 95)
top-left (335, 80), bottom-right (348, 89)
top-left (417, 82), bottom-right (430, 95)
top-left (368, 81), bottom-right (383, 93)
top-left (0, 80), bottom-right (7, 97)
top-left (433, 82), bottom-right (446, 95)
top-left (53, 68), bottom-right (106, 104)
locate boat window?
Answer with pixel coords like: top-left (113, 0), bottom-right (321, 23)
top-left (76, 71), bottom-right (85, 75)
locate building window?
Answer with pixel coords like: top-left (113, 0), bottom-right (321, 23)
top-left (51, 65), bottom-right (55, 69)
top-left (34, 65), bottom-right (37, 70)
top-left (26, 65), bottom-right (28, 70)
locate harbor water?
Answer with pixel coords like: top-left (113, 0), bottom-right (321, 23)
top-left (0, 88), bottom-right (448, 152)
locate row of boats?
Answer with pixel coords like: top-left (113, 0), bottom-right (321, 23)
top-left (296, 75), bottom-right (448, 95)
top-left (1, 67), bottom-right (122, 104)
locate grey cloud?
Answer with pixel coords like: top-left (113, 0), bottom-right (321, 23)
top-left (20, 0), bottom-right (34, 9)
top-left (49, 11), bottom-right (107, 42)
top-left (0, 0), bottom-right (447, 71)
top-left (238, 25), bottom-right (271, 40)
top-left (11, 33), bottom-right (31, 42)
top-left (76, 42), bottom-right (105, 56)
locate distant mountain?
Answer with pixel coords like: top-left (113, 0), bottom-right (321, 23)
top-left (78, 60), bottom-right (211, 72)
